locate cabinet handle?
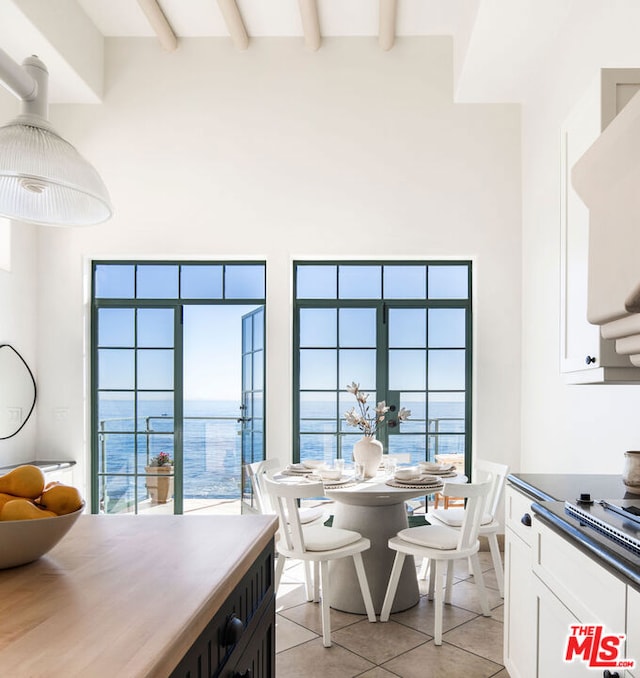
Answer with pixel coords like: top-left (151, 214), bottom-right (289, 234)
top-left (223, 614), bottom-right (244, 647)
top-left (603, 671), bottom-right (620, 678)
top-left (521, 513), bottom-right (532, 527)
top-left (585, 355), bottom-right (597, 365)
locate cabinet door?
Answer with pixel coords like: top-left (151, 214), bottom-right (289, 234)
top-left (534, 576), bottom-right (586, 677)
top-left (627, 586), bottom-right (639, 678)
top-left (504, 528), bottom-right (536, 678)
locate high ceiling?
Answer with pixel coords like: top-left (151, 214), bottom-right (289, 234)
top-left (1, 1), bottom-right (639, 109)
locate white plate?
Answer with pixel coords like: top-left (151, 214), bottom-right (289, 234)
top-left (320, 474), bottom-right (355, 486)
top-left (394, 474), bottom-right (440, 486)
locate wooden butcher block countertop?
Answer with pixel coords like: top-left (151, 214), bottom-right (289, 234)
top-left (0, 514), bottom-right (277, 678)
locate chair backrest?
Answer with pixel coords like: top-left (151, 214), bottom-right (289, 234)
top-left (442, 480), bottom-right (492, 551)
top-left (473, 459), bottom-right (509, 518)
top-left (245, 458), bottom-right (281, 514)
top-left (263, 477), bottom-right (325, 556)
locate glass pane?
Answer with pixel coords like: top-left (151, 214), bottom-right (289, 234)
top-left (94, 264), bottom-right (134, 299)
top-left (428, 265), bottom-right (469, 299)
top-left (137, 393), bottom-right (173, 432)
top-left (401, 392), bottom-right (425, 421)
top-left (137, 265), bottom-right (179, 299)
top-left (243, 354), bottom-right (252, 390)
top-left (99, 474), bottom-right (135, 514)
top-left (300, 419), bottom-right (337, 433)
top-left (388, 309), bottom-right (426, 348)
top-left (383, 265), bottom-right (426, 299)
top-left (389, 349), bottom-right (426, 390)
top-left (300, 308), bottom-right (336, 347)
top-left (339, 308), bottom-right (376, 347)
top-left (98, 392), bottom-right (134, 432)
top-left (99, 349), bottom-right (134, 389)
top-left (98, 308), bottom-right (134, 347)
top-left (428, 309), bottom-right (466, 348)
top-left (338, 265), bottom-right (381, 299)
top-left (137, 308), bottom-right (174, 348)
top-left (138, 432), bottom-right (174, 465)
top-left (297, 265), bottom-right (337, 299)
top-left (137, 349), bottom-right (174, 389)
top-left (180, 265), bottom-right (223, 298)
top-left (387, 435), bottom-right (426, 464)
top-left (339, 349), bottom-right (376, 391)
top-left (429, 392), bottom-right (465, 433)
top-left (242, 314), bottom-right (253, 352)
top-left (300, 392), bottom-right (337, 420)
top-left (340, 434), bottom-right (361, 463)
top-left (253, 310), bottom-right (264, 350)
top-left (300, 349), bottom-right (337, 389)
top-left (300, 434), bottom-right (336, 464)
top-left (429, 434), bottom-right (465, 458)
top-left (225, 265), bottom-right (265, 298)
top-left (428, 349), bottom-right (466, 390)
top-left (99, 433), bottom-right (135, 474)
top-left (253, 391), bottom-right (264, 420)
top-left (253, 350), bottom-right (264, 389)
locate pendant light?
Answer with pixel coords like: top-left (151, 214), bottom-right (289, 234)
top-left (0, 49), bottom-right (112, 226)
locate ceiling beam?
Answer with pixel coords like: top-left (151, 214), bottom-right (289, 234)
top-left (379, 0), bottom-right (397, 51)
top-left (137, 0), bottom-right (177, 52)
top-left (298, 0), bottom-right (321, 52)
top-left (216, 0), bottom-right (249, 51)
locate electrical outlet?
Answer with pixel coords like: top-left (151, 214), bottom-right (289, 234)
top-left (6, 407), bottom-right (22, 424)
top-left (54, 407), bottom-right (69, 422)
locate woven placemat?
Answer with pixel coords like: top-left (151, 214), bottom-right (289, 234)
top-left (385, 479), bottom-right (444, 491)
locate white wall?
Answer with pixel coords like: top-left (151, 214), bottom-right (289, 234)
top-left (520, 3), bottom-right (640, 474)
top-left (1, 37), bottom-right (522, 501)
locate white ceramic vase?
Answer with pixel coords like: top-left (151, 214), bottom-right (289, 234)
top-left (353, 436), bottom-right (383, 479)
top-left (623, 450), bottom-right (640, 494)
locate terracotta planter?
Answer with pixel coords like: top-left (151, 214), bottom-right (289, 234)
top-left (145, 466), bottom-right (174, 504)
top-left (352, 436), bottom-right (383, 479)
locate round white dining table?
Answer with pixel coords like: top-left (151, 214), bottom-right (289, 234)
top-left (324, 472), bottom-right (466, 615)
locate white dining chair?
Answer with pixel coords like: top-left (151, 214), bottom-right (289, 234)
top-left (246, 458), bottom-right (326, 600)
top-left (380, 480), bottom-right (492, 645)
top-left (264, 476), bottom-right (376, 647)
top-left (424, 459), bottom-right (509, 597)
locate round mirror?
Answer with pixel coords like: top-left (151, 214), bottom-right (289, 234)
top-left (0, 344), bottom-right (37, 440)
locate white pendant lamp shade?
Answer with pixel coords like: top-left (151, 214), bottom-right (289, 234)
top-left (0, 51), bottom-right (113, 227)
top-left (0, 117), bottom-right (112, 226)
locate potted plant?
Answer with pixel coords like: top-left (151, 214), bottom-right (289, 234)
top-left (145, 451), bottom-right (174, 504)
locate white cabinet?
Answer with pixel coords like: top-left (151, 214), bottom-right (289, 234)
top-left (504, 484), bottom-right (634, 677)
top-left (504, 485), bottom-right (536, 678)
top-left (561, 68), bottom-right (640, 383)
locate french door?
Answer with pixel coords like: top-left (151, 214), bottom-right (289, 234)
top-left (293, 261), bottom-right (472, 473)
top-left (91, 261), bottom-right (266, 515)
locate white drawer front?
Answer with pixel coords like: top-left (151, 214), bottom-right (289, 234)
top-left (505, 485), bottom-right (535, 546)
top-left (533, 517), bottom-right (626, 632)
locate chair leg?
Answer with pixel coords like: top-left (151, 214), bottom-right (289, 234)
top-left (444, 560), bottom-right (454, 604)
top-left (488, 534), bottom-right (504, 597)
top-left (418, 556), bottom-right (429, 580)
top-left (352, 552), bottom-right (376, 623)
top-left (427, 559), bottom-right (435, 600)
top-left (433, 559), bottom-right (445, 645)
top-left (380, 551), bottom-right (406, 622)
top-left (304, 561), bottom-right (313, 601)
top-left (313, 561), bottom-right (320, 603)
top-left (469, 553), bottom-right (491, 616)
top-left (274, 554), bottom-right (286, 593)
top-left (320, 560), bottom-right (331, 647)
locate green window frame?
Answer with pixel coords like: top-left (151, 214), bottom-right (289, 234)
top-left (91, 260), bottom-right (266, 515)
top-left (292, 260), bottom-right (472, 476)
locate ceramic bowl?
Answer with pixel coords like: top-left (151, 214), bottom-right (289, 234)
top-left (318, 467), bottom-right (342, 481)
top-left (395, 466), bottom-right (420, 481)
top-left (0, 503), bottom-right (85, 569)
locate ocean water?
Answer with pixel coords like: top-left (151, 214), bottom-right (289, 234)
top-left (97, 399), bottom-right (465, 512)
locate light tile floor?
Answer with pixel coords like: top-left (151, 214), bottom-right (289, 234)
top-left (275, 550), bottom-right (510, 678)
